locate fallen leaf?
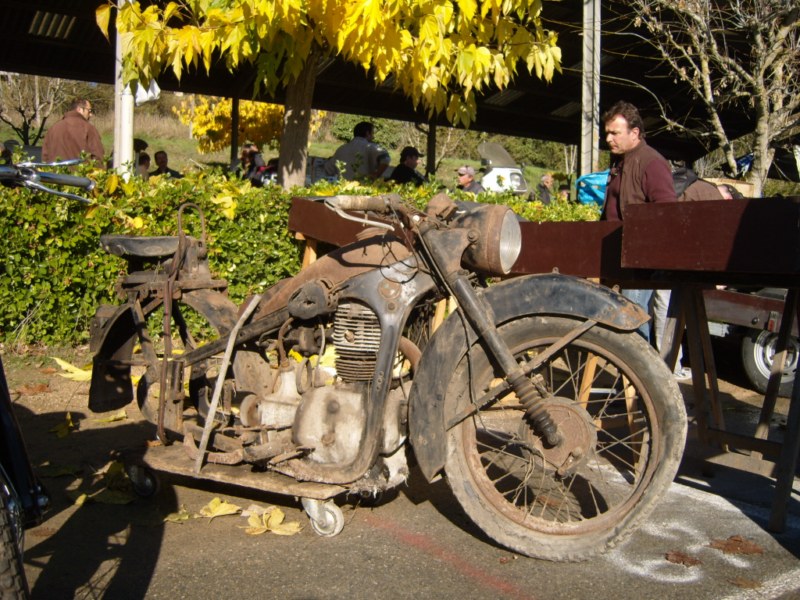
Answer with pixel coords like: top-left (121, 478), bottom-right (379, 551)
top-left (39, 367), bottom-right (57, 374)
top-left (93, 409), bottom-right (128, 424)
top-left (244, 506), bottom-right (302, 536)
top-left (49, 412), bottom-right (77, 438)
top-left (265, 507), bottom-right (302, 536)
top-left (37, 462), bottom-right (82, 478)
top-left (199, 497), bottom-right (241, 521)
top-left (665, 551), bottom-right (702, 566)
top-left (164, 506), bottom-right (194, 524)
top-left (729, 577), bottom-right (761, 589)
top-left (29, 527), bottom-right (58, 538)
top-left (51, 356), bottom-right (92, 381)
top-left (72, 492), bottom-right (88, 507)
top-left (708, 535), bottom-right (764, 555)
top-left (17, 383), bottom-right (51, 395)
top-left (90, 487), bottom-right (135, 505)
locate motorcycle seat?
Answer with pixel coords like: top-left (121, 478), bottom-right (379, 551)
top-left (100, 234), bottom-right (194, 258)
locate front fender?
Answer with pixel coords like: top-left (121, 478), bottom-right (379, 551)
top-left (408, 273), bottom-right (647, 481)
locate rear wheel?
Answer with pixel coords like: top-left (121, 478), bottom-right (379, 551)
top-left (444, 316), bottom-right (686, 561)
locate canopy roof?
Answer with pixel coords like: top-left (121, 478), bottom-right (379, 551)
top-left (0, 0), bottom-right (759, 162)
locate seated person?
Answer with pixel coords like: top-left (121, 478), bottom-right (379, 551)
top-left (389, 146), bottom-right (424, 186)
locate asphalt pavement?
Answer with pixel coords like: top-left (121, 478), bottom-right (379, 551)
top-left (21, 437), bottom-right (800, 600)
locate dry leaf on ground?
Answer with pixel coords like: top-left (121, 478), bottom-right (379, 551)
top-left (708, 535), bottom-right (764, 555)
top-left (665, 551), bottom-right (702, 566)
top-left (93, 409), bottom-right (128, 424)
top-left (51, 356), bottom-right (92, 381)
top-left (164, 506), bottom-right (194, 524)
top-left (729, 577), bottom-right (761, 589)
top-left (48, 412), bottom-right (76, 438)
top-left (199, 497), bottom-right (242, 520)
top-left (244, 507), bottom-right (302, 536)
top-left (17, 383), bottom-right (51, 395)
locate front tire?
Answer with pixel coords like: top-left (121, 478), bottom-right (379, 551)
top-left (444, 316), bottom-right (686, 561)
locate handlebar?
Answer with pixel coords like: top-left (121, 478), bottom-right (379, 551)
top-left (0, 162), bottom-right (95, 204)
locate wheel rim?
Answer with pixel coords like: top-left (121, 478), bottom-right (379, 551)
top-left (459, 334), bottom-right (660, 534)
top-left (752, 330), bottom-right (798, 384)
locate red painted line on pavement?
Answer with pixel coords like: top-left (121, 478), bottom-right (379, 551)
top-left (362, 512), bottom-right (537, 600)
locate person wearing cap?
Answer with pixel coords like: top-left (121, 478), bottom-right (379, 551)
top-left (389, 146), bottom-right (425, 186)
top-left (456, 165), bottom-right (485, 194)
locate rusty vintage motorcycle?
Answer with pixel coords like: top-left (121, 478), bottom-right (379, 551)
top-left (88, 193), bottom-right (686, 561)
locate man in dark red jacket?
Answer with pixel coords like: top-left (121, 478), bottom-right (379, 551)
top-left (42, 98), bottom-right (105, 167)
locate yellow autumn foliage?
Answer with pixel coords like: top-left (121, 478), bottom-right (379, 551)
top-left (98, 0), bottom-right (561, 129)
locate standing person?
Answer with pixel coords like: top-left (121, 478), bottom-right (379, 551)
top-left (151, 150), bottom-right (183, 178)
top-left (41, 98), bottom-right (105, 167)
top-left (601, 101), bottom-right (677, 344)
top-left (326, 121), bottom-right (390, 181)
top-left (455, 165), bottom-right (485, 194)
top-left (535, 173), bottom-right (554, 204)
top-left (389, 146), bottom-right (425, 186)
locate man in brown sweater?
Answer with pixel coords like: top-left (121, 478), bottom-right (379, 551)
top-left (42, 98), bottom-right (105, 167)
top-left (600, 101), bottom-right (678, 345)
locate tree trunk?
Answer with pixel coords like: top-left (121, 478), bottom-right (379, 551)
top-left (278, 49), bottom-right (319, 190)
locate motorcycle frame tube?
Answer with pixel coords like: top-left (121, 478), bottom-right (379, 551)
top-left (407, 273), bottom-right (649, 482)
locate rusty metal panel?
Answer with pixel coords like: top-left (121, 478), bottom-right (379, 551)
top-left (622, 198), bottom-right (800, 274)
top-left (288, 197), bottom-right (371, 247)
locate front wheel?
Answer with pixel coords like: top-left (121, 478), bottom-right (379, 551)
top-left (444, 316), bottom-right (686, 561)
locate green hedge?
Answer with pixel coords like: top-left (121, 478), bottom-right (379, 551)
top-left (0, 165), bottom-right (598, 347)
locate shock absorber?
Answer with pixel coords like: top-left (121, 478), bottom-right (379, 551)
top-left (448, 274), bottom-right (562, 447)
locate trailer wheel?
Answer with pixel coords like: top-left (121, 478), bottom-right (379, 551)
top-left (741, 329), bottom-right (798, 397)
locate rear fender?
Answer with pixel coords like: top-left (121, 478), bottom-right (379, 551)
top-left (88, 304), bottom-right (137, 413)
top-left (408, 273), bottom-right (647, 481)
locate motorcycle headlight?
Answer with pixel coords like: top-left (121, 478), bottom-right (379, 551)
top-left (457, 204), bottom-right (522, 275)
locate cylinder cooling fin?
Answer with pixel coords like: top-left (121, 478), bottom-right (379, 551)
top-left (332, 301), bottom-right (381, 382)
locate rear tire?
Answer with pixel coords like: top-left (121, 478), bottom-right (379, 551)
top-left (0, 492), bottom-right (28, 599)
top-left (444, 316), bottom-right (686, 561)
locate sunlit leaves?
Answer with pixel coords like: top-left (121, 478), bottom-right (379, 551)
top-left (104, 0), bottom-right (561, 128)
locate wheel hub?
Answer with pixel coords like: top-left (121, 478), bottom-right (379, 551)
top-left (522, 397), bottom-right (597, 476)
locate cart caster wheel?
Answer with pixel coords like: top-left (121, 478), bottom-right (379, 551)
top-left (301, 498), bottom-right (344, 537)
top-left (126, 464), bottom-right (159, 498)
